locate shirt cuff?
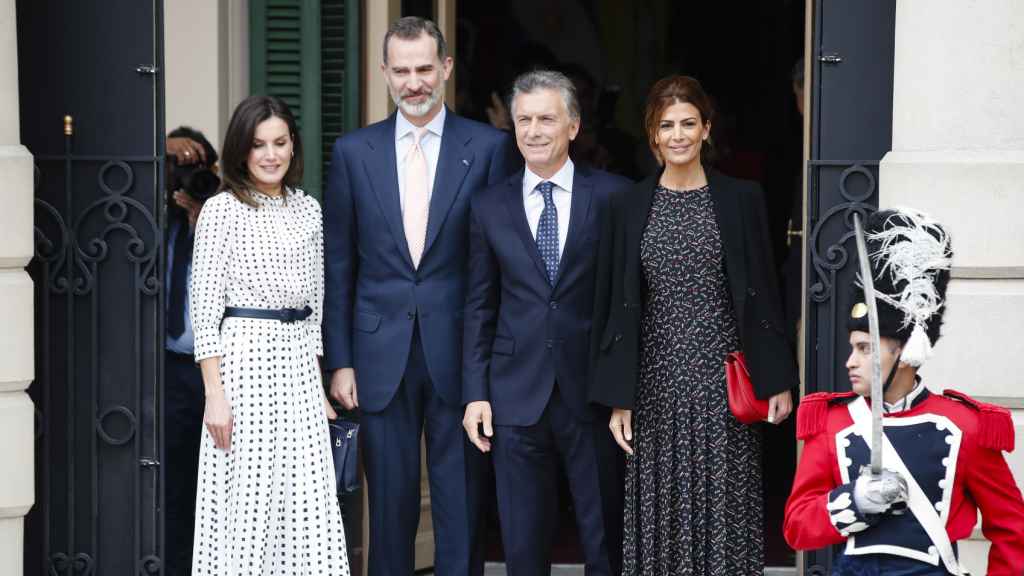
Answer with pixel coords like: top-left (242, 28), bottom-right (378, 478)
top-left (192, 335), bottom-right (223, 362)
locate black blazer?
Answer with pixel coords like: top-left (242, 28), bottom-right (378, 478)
top-left (589, 169), bottom-right (798, 409)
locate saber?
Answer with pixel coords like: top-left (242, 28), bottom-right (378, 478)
top-left (853, 213), bottom-right (884, 475)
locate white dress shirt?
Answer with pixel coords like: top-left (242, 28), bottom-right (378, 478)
top-left (523, 158), bottom-right (574, 259)
top-left (395, 106), bottom-right (446, 212)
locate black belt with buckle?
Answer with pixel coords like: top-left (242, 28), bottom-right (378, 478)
top-left (223, 305), bottom-right (313, 323)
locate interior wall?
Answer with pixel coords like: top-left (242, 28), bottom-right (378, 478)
top-left (165, 0), bottom-right (249, 152)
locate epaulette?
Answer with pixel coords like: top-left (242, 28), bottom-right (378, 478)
top-left (797, 391), bottom-right (859, 440)
top-left (943, 389), bottom-right (1015, 452)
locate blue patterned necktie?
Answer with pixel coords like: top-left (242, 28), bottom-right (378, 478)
top-left (535, 181), bottom-right (559, 286)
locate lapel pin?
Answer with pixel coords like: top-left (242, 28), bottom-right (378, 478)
top-left (461, 159), bottom-right (470, 166)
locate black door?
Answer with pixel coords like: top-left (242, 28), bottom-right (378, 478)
top-left (803, 0), bottom-right (895, 573)
top-left (19, 1), bottom-right (166, 574)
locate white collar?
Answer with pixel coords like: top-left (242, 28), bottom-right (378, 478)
top-left (395, 106), bottom-right (447, 142)
top-left (884, 379), bottom-right (927, 414)
top-left (524, 158), bottom-right (575, 195)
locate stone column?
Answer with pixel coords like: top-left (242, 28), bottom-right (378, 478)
top-left (881, 1), bottom-right (1024, 572)
top-left (0, 0), bottom-right (37, 574)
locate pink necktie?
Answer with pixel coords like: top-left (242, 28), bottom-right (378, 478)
top-left (404, 127), bottom-right (429, 268)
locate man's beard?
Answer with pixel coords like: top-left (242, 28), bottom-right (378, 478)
top-left (391, 84), bottom-right (443, 118)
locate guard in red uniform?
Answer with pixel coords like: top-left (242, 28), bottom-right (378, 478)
top-left (783, 208), bottom-right (1024, 575)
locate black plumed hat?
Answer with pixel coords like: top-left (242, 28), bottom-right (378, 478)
top-left (846, 208), bottom-right (953, 367)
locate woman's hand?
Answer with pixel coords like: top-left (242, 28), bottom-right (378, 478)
top-left (609, 408), bottom-right (634, 455)
top-left (204, 389), bottom-right (233, 450)
top-left (767, 389), bottom-right (793, 425)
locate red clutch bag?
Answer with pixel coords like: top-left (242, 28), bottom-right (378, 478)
top-left (725, 351), bottom-right (769, 424)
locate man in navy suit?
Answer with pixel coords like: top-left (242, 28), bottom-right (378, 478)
top-left (463, 70), bottom-right (629, 576)
top-left (324, 16), bottom-right (514, 576)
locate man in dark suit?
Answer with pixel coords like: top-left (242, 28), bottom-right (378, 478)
top-left (462, 70), bottom-right (629, 576)
top-left (323, 16), bottom-right (514, 576)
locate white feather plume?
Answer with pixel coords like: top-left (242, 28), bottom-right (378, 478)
top-left (864, 207), bottom-right (953, 366)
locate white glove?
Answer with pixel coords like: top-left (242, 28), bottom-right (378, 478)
top-left (853, 467), bottom-right (908, 515)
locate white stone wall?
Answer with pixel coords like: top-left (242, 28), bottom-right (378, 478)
top-left (0, 0), bottom-right (36, 573)
top-left (882, 1), bottom-right (1024, 573)
top-left (164, 0), bottom-right (249, 152)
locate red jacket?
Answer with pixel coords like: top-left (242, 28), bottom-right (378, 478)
top-left (784, 389), bottom-right (1024, 575)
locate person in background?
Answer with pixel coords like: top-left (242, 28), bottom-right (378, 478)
top-left (323, 16), bottom-right (514, 576)
top-left (189, 96), bottom-right (348, 575)
top-left (163, 125), bottom-right (218, 576)
top-left (780, 57), bottom-right (806, 347)
top-left (590, 75), bottom-right (797, 575)
top-left (784, 207), bottom-right (1024, 576)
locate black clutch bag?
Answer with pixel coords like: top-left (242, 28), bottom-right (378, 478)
top-left (328, 419), bottom-right (360, 495)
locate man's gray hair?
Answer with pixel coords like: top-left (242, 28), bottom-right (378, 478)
top-left (383, 16), bottom-right (448, 64)
top-left (510, 70), bottom-right (581, 120)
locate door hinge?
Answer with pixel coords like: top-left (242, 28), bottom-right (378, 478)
top-left (139, 458), bottom-right (160, 468)
top-left (819, 53), bottom-right (843, 65)
top-left (136, 65), bottom-right (159, 76)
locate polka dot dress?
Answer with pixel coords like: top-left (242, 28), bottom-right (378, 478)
top-left (622, 185), bottom-right (763, 575)
top-left (189, 189), bottom-right (349, 575)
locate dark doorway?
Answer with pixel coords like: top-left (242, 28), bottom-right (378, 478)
top-left (456, 0), bottom-right (806, 568)
top-left (803, 0), bottom-right (897, 573)
top-left (18, 0), bottom-right (166, 575)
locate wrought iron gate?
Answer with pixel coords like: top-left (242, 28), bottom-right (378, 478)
top-left (19, 1), bottom-right (166, 574)
top-left (802, 0), bottom-right (896, 573)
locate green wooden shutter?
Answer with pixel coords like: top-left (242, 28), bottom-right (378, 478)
top-left (251, 0), bottom-right (360, 200)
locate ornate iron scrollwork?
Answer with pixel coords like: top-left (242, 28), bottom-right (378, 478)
top-left (138, 555), bottom-right (162, 575)
top-left (72, 161), bottom-right (160, 297)
top-left (34, 163), bottom-right (72, 295)
top-left (95, 405), bottom-right (138, 446)
top-left (808, 164), bottom-right (877, 304)
top-left (31, 122), bottom-right (163, 576)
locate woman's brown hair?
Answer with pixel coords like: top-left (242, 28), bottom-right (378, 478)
top-left (643, 75), bottom-right (715, 166)
top-left (219, 95), bottom-right (304, 207)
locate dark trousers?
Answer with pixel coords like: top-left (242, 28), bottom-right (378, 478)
top-left (362, 325), bottom-right (484, 576)
top-left (164, 350), bottom-right (204, 576)
top-left (492, 385), bottom-right (615, 576)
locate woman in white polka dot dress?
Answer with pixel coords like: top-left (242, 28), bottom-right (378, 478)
top-left (189, 95), bottom-right (349, 575)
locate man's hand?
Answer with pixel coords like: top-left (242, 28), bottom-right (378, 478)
top-left (329, 368), bottom-right (359, 410)
top-left (609, 408), bottom-right (634, 455)
top-left (167, 136), bottom-right (206, 165)
top-left (463, 401), bottom-right (493, 453)
top-left (173, 190), bottom-right (203, 229)
top-left (768, 389), bottom-right (793, 424)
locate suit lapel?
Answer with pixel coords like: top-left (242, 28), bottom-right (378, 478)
top-left (362, 115), bottom-right (414, 268)
top-left (501, 171), bottom-right (550, 283)
top-left (424, 110), bottom-right (473, 257)
top-left (622, 174), bottom-right (658, 303)
top-left (553, 166), bottom-right (593, 291)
